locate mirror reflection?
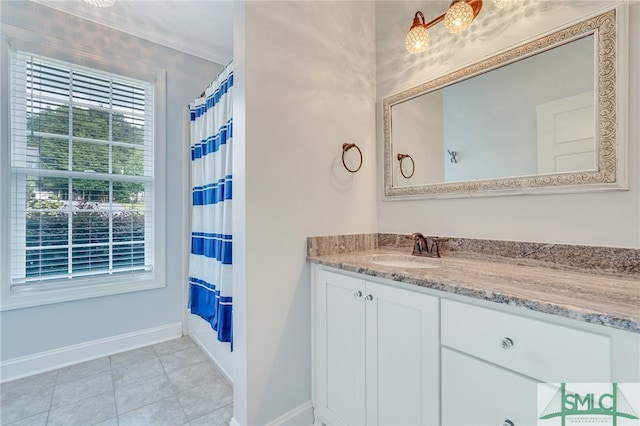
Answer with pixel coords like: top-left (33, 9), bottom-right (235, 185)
top-left (390, 35), bottom-right (595, 187)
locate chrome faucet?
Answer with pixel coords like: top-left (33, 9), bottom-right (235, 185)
top-left (411, 232), bottom-right (449, 258)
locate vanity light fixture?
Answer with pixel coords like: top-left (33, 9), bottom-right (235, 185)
top-left (83, 0), bottom-right (116, 8)
top-left (406, 0), bottom-right (483, 54)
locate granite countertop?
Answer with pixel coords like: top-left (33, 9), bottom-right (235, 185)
top-left (307, 235), bottom-right (640, 334)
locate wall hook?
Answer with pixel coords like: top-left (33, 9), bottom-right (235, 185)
top-left (397, 153), bottom-right (415, 179)
top-left (342, 143), bottom-right (363, 173)
top-left (447, 149), bottom-right (458, 164)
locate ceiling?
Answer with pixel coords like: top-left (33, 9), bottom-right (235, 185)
top-left (31, 0), bottom-right (234, 65)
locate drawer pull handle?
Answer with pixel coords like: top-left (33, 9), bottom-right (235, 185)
top-left (500, 337), bottom-right (514, 350)
top-left (354, 291), bottom-right (363, 298)
top-left (365, 294), bottom-right (374, 301)
top-left (501, 420), bottom-right (514, 426)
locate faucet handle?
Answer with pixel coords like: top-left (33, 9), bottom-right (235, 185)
top-left (410, 232), bottom-right (427, 254)
top-left (427, 236), bottom-right (449, 257)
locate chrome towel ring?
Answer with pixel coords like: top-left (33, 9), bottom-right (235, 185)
top-left (342, 143), bottom-right (363, 173)
top-left (397, 153), bottom-right (415, 179)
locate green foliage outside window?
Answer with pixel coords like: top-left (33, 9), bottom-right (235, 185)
top-left (27, 105), bottom-right (146, 203)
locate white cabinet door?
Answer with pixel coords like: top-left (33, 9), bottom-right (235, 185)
top-left (316, 270), bottom-right (367, 426)
top-left (365, 282), bottom-right (440, 426)
top-left (442, 348), bottom-right (540, 426)
top-left (314, 269), bottom-right (440, 426)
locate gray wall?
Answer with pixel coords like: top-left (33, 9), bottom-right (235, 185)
top-left (233, 2), bottom-right (377, 424)
top-left (0, 1), bottom-right (222, 361)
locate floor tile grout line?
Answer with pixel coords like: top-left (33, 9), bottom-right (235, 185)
top-left (155, 341), bottom-right (202, 374)
top-left (44, 369), bottom-right (59, 426)
top-left (176, 391), bottom-right (191, 424)
top-left (109, 354), bottom-right (119, 420)
top-left (55, 357), bottom-right (112, 386)
top-left (0, 369), bottom-right (56, 396)
top-left (112, 371), bottom-right (173, 416)
top-left (188, 401), bottom-right (233, 425)
top-left (179, 375), bottom-right (234, 423)
top-left (153, 336), bottom-right (197, 356)
top-left (113, 342), bottom-right (187, 419)
top-left (161, 343), bottom-right (191, 425)
top-left (0, 395), bottom-right (48, 425)
top-left (111, 356), bottom-right (165, 390)
top-left (155, 343), bottom-right (170, 376)
top-left (157, 337), bottom-right (227, 424)
top-left (117, 394), bottom-right (179, 423)
top-left (47, 371), bottom-right (114, 414)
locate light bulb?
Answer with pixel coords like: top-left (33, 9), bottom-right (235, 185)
top-left (444, 1), bottom-right (475, 34)
top-left (406, 25), bottom-right (430, 54)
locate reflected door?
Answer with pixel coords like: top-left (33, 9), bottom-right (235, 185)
top-left (536, 91), bottom-right (595, 173)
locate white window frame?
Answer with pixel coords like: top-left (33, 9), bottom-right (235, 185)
top-left (1, 28), bottom-right (166, 310)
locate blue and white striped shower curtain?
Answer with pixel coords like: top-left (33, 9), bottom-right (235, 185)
top-left (188, 64), bottom-right (233, 346)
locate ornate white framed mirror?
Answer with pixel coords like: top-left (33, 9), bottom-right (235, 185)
top-left (383, 6), bottom-right (627, 199)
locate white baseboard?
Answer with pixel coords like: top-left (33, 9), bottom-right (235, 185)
top-left (0, 322), bottom-right (182, 383)
top-left (229, 401), bottom-right (313, 426)
top-left (189, 330), bottom-right (233, 385)
top-left (265, 401), bottom-right (314, 426)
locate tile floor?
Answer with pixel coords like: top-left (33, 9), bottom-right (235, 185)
top-left (0, 336), bottom-right (233, 426)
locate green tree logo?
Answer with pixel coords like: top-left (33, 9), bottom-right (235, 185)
top-left (539, 383), bottom-right (639, 425)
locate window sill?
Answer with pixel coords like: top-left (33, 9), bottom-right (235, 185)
top-left (1, 274), bottom-right (165, 311)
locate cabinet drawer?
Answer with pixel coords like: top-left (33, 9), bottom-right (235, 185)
top-left (442, 347), bottom-right (539, 426)
top-left (441, 299), bottom-right (611, 382)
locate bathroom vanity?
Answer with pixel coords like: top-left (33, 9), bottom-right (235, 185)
top-left (307, 234), bottom-right (639, 426)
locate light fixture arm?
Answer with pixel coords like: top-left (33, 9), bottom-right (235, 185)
top-left (424, 14), bottom-right (446, 29)
top-left (410, 11), bottom-right (426, 30)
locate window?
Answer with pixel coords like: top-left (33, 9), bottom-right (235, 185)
top-left (7, 49), bottom-right (161, 306)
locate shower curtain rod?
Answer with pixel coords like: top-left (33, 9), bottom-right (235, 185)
top-left (187, 59), bottom-right (233, 109)
top-left (198, 59), bottom-right (233, 99)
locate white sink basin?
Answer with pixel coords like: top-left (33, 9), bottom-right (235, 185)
top-left (365, 254), bottom-right (443, 269)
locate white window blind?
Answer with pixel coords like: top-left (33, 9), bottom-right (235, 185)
top-left (9, 50), bottom-right (155, 290)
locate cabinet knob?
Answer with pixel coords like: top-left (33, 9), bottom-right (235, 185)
top-left (500, 337), bottom-right (514, 350)
top-left (365, 294), bottom-right (373, 301)
top-left (353, 291), bottom-right (363, 298)
top-left (501, 420), bottom-right (514, 426)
